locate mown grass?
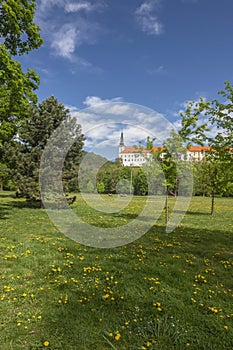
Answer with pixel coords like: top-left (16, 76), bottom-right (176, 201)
top-left (0, 192), bottom-right (232, 350)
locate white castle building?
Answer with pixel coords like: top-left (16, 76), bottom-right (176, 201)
top-left (118, 132), bottom-right (210, 166)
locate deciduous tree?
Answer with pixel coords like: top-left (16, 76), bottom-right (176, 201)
top-left (0, 0), bottom-right (43, 145)
top-left (180, 81), bottom-right (233, 214)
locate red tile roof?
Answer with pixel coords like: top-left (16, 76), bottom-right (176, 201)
top-left (152, 146), bottom-right (165, 152)
top-left (187, 146), bottom-right (211, 152)
top-left (122, 145), bottom-right (210, 153)
top-left (122, 147), bottom-right (151, 154)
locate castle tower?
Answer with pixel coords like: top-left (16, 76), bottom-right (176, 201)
top-left (119, 131), bottom-right (125, 156)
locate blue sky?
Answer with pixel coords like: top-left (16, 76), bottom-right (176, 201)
top-left (19, 0), bottom-right (233, 159)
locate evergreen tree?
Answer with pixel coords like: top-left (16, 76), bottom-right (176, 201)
top-left (5, 96), bottom-right (84, 201)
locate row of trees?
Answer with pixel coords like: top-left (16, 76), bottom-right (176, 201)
top-left (3, 135), bottom-right (232, 199)
top-left (80, 146), bottom-right (232, 199)
top-left (0, 1), bottom-right (232, 216)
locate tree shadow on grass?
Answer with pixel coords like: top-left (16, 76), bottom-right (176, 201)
top-left (175, 210), bottom-right (211, 216)
top-left (112, 212), bottom-right (138, 220)
top-left (0, 203), bottom-right (10, 220)
top-left (6, 200), bottom-right (42, 209)
top-left (37, 222), bottom-right (233, 350)
top-left (0, 192), bottom-right (16, 198)
top-left (0, 193), bottom-right (42, 220)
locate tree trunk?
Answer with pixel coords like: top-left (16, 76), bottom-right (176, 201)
top-left (174, 177), bottom-right (178, 197)
top-left (211, 190), bottom-right (215, 216)
top-left (165, 188), bottom-right (169, 225)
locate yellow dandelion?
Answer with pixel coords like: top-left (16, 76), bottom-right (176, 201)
top-left (115, 333), bottom-right (121, 341)
top-left (43, 341), bottom-right (50, 347)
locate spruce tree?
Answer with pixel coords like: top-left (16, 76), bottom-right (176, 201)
top-left (6, 96), bottom-right (84, 202)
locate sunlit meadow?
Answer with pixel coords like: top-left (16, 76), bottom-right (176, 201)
top-left (0, 192), bottom-right (232, 349)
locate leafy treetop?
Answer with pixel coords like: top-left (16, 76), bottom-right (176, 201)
top-left (0, 0), bottom-right (43, 56)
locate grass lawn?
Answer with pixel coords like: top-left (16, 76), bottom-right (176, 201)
top-left (0, 192), bottom-right (232, 350)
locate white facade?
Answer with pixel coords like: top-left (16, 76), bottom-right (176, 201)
top-left (118, 133), bottom-right (210, 166)
top-left (119, 149), bottom-right (152, 167)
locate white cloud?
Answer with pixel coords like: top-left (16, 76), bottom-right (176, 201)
top-left (136, 2), bottom-right (156, 15)
top-left (83, 96), bottom-right (123, 107)
top-left (82, 96), bottom-right (134, 116)
top-left (135, 0), bottom-right (163, 36)
top-left (37, 0), bottom-right (94, 16)
top-left (83, 96), bottom-right (137, 116)
top-left (35, 1), bottom-right (105, 62)
top-left (66, 97), bottom-right (176, 159)
top-left (65, 2), bottom-right (94, 13)
top-left (51, 24), bottom-right (77, 59)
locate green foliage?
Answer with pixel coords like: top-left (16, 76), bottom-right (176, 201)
top-left (96, 161), bottom-right (122, 194)
top-left (5, 96), bottom-right (84, 200)
top-left (179, 97), bottom-right (209, 145)
top-left (193, 159), bottom-right (233, 197)
top-left (78, 153), bottom-right (109, 193)
top-left (154, 130), bottom-right (192, 197)
top-left (207, 81), bottom-right (233, 153)
top-left (133, 168), bottom-right (148, 195)
top-left (116, 178), bottom-right (131, 194)
top-left (142, 160), bottom-right (165, 195)
top-left (179, 81), bottom-right (233, 213)
top-left (0, 45), bottom-right (40, 144)
top-left (96, 161), bottom-right (153, 195)
top-left (0, 161), bottom-right (10, 190)
top-left (86, 180), bottom-right (95, 193)
top-left (0, 0), bottom-right (43, 56)
top-left (146, 136), bottom-right (156, 150)
top-left (97, 181), bottom-right (105, 193)
top-left (0, 0), bottom-right (43, 147)
top-left (179, 81), bottom-right (233, 155)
